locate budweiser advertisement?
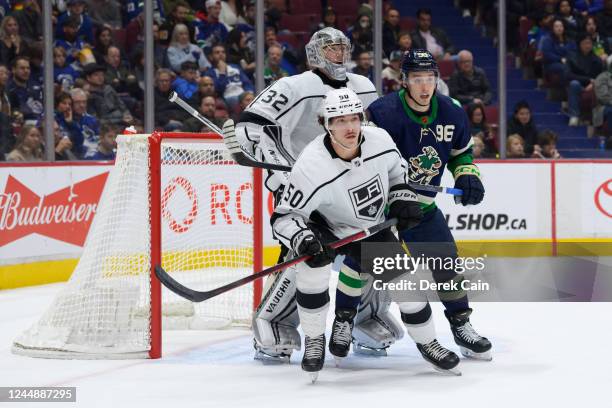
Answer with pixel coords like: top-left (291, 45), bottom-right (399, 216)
top-left (0, 165), bottom-right (110, 264)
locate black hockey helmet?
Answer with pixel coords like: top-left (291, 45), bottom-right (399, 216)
top-left (401, 49), bottom-right (439, 78)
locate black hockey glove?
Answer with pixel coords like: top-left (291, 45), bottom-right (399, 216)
top-left (292, 230), bottom-right (336, 268)
top-left (388, 184), bottom-right (423, 232)
top-left (453, 165), bottom-right (485, 206)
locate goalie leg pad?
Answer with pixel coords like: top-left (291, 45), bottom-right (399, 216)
top-left (399, 301), bottom-right (435, 345)
top-left (252, 260), bottom-right (301, 358)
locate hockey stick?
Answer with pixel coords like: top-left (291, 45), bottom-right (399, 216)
top-left (169, 92), bottom-right (462, 196)
top-left (168, 92), bottom-right (291, 172)
top-left (154, 217), bottom-right (398, 302)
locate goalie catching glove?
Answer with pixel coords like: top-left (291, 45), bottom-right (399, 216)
top-left (388, 184), bottom-right (423, 232)
top-left (292, 230), bottom-right (336, 268)
top-left (453, 164), bottom-right (484, 206)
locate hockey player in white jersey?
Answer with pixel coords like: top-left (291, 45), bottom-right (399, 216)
top-left (272, 88), bottom-right (460, 381)
top-left (223, 27), bottom-right (404, 362)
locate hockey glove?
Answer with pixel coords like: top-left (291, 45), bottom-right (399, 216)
top-left (388, 184), bottom-right (423, 232)
top-left (292, 230), bottom-right (336, 268)
top-left (453, 164), bottom-right (484, 206)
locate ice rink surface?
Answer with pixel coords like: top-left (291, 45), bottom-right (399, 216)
top-left (1, 281), bottom-right (610, 408)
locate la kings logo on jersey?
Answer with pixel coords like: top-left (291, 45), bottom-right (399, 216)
top-left (349, 175), bottom-right (384, 221)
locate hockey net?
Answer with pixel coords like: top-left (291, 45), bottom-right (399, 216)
top-left (12, 132), bottom-right (263, 359)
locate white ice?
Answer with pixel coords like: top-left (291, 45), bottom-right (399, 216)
top-left (1, 280), bottom-right (610, 408)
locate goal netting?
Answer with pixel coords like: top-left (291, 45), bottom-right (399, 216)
top-left (12, 132), bottom-right (262, 359)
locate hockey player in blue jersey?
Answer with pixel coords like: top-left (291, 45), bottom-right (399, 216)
top-left (366, 49), bottom-right (492, 361)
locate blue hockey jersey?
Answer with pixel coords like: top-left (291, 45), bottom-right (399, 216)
top-left (367, 90), bottom-right (474, 210)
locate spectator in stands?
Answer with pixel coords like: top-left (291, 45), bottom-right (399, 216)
top-left (5, 124), bottom-right (42, 162)
top-left (7, 56), bottom-right (42, 121)
top-left (467, 102), bottom-right (497, 155)
top-left (382, 8), bottom-right (401, 57)
top-left (263, 43), bottom-right (288, 85)
top-left (557, 0), bottom-right (582, 40)
top-left (188, 74), bottom-right (218, 105)
top-left (567, 33), bottom-right (604, 126)
top-left (575, 0), bottom-right (604, 15)
top-left (92, 27), bottom-right (114, 64)
top-left (154, 68), bottom-right (190, 130)
top-left (396, 32), bottom-right (413, 55)
top-left (593, 62), bottom-right (612, 128)
top-left (159, 1), bottom-right (195, 46)
top-left (0, 63), bottom-right (11, 158)
top-left (183, 95), bottom-right (223, 132)
top-left (507, 100), bottom-right (539, 154)
top-left (540, 18), bottom-right (575, 82)
top-left (70, 87), bottom-right (100, 157)
top-left (167, 23), bottom-right (211, 73)
top-left (195, 0), bottom-right (229, 50)
top-left (104, 46), bottom-right (139, 96)
top-left (84, 63), bottom-right (133, 126)
top-left (85, 122), bottom-right (117, 160)
top-left (382, 49), bottom-right (403, 94)
top-left (56, 0), bottom-right (94, 45)
top-left (584, 15), bottom-right (611, 66)
top-left (53, 47), bottom-right (80, 94)
top-left (264, 26), bottom-right (299, 74)
top-left (48, 119), bottom-right (77, 161)
top-left (411, 8), bottom-right (455, 60)
top-left (226, 28), bottom-right (255, 78)
top-left (236, 0), bottom-right (256, 52)
top-left (54, 91), bottom-right (83, 156)
top-left (448, 50), bottom-right (493, 106)
top-left (471, 134), bottom-right (486, 159)
top-left (54, 15), bottom-right (88, 65)
top-left (313, 6), bottom-right (339, 34)
top-left (437, 77), bottom-right (450, 96)
top-left (506, 134), bottom-right (527, 158)
top-left (352, 50), bottom-right (373, 82)
top-left (348, 13), bottom-right (373, 58)
top-left (12, 0), bottom-right (42, 44)
top-left (532, 129), bottom-right (562, 158)
top-left (238, 90), bottom-right (254, 110)
top-left (87, 0), bottom-right (122, 30)
top-left (206, 43), bottom-right (254, 109)
top-left (596, 0), bottom-right (612, 39)
top-left (219, 0), bottom-right (243, 29)
top-left (0, 15), bottom-right (29, 65)
top-left (172, 61), bottom-right (200, 100)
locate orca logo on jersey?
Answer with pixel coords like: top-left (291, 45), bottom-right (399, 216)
top-left (409, 146), bottom-right (442, 186)
top-left (349, 175), bottom-right (385, 221)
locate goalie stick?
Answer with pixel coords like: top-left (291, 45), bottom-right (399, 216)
top-left (155, 218), bottom-right (398, 303)
top-left (168, 92), bottom-right (463, 197)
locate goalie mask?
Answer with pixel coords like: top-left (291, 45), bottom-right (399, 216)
top-left (320, 88), bottom-right (365, 150)
top-left (306, 27), bottom-right (352, 81)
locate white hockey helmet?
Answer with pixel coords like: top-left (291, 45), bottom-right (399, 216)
top-left (320, 88), bottom-right (364, 131)
top-left (306, 27), bottom-right (352, 81)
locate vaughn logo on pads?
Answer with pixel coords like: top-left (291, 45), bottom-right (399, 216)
top-left (349, 175), bottom-right (384, 221)
top-left (0, 173), bottom-right (108, 247)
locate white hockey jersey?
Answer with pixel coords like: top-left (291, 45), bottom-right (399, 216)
top-left (272, 126), bottom-right (409, 247)
top-left (235, 70), bottom-right (378, 191)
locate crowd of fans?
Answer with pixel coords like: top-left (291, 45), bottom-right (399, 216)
top-left (517, 0), bottom-right (612, 151)
top-left (0, 0), bottom-right (590, 163)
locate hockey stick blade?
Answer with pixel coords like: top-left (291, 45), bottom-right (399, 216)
top-left (154, 218), bottom-right (398, 302)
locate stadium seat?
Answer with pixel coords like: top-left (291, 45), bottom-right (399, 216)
top-left (484, 105), bottom-right (499, 124)
top-left (399, 17), bottom-right (416, 32)
top-left (112, 28), bottom-right (127, 53)
top-left (291, 0), bottom-right (321, 16)
top-left (437, 59), bottom-right (455, 81)
top-left (337, 15), bottom-right (356, 32)
top-left (280, 13), bottom-right (319, 33)
top-left (277, 32), bottom-right (308, 50)
top-left (328, 0), bottom-right (360, 16)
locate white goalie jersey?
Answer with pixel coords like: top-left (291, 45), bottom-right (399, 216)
top-left (235, 71), bottom-right (378, 192)
top-left (271, 126), bottom-right (409, 246)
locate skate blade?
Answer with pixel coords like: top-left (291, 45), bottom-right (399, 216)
top-left (352, 343), bottom-right (388, 357)
top-left (429, 362), bottom-right (462, 376)
top-left (254, 350), bottom-right (291, 364)
top-left (333, 356), bottom-right (344, 367)
top-left (309, 372), bottom-right (319, 383)
top-left (459, 346), bottom-right (493, 361)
